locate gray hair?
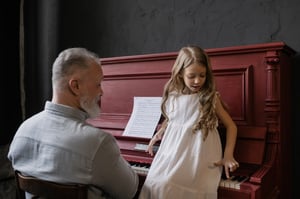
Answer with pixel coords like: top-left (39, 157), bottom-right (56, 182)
top-left (52, 48), bottom-right (100, 90)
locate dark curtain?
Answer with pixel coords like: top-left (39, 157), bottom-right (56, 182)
top-left (23, 0), bottom-right (61, 118)
top-left (1, 0), bottom-right (22, 145)
top-left (22, 0), bottom-right (102, 118)
top-left (0, 0), bottom-right (62, 144)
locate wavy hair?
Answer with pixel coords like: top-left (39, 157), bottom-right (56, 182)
top-left (161, 46), bottom-right (219, 140)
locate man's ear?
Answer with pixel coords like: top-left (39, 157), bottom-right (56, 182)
top-left (69, 79), bottom-right (80, 96)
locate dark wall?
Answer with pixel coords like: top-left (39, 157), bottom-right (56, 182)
top-left (59, 0), bottom-right (300, 57)
top-left (291, 53), bottom-right (300, 199)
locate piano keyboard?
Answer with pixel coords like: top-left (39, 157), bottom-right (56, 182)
top-left (130, 162), bottom-right (150, 175)
top-left (219, 175), bottom-right (249, 190)
top-left (129, 161), bottom-right (249, 190)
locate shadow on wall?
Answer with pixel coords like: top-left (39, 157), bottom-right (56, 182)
top-left (291, 52), bottom-right (300, 199)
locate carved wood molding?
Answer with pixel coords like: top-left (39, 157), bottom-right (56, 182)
top-left (264, 50), bottom-right (280, 143)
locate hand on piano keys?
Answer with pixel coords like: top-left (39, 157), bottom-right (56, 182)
top-left (219, 175), bottom-right (249, 190)
top-left (129, 159), bottom-right (249, 191)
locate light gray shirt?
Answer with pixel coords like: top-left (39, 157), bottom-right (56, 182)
top-left (8, 101), bottom-right (138, 199)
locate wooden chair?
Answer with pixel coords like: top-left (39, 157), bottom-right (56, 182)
top-left (14, 170), bottom-right (88, 199)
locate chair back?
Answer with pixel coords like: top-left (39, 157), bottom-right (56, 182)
top-left (15, 170), bottom-right (88, 199)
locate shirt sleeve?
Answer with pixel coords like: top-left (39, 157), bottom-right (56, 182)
top-left (91, 133), bottom-right (139, 199)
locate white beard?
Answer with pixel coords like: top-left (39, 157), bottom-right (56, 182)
top-left (80, 96), bottom-right (101, 118)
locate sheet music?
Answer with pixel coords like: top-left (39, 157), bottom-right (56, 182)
top-left (123, 97), bottom-right (162, 138)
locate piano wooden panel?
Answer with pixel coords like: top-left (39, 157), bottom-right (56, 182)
top-left (87, 42), bottom-right (295, 199)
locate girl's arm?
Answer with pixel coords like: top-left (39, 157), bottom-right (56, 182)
top-left (215, 95), bottom-right (239, 178)
top-left (146, 119), bottom-right (167, 156)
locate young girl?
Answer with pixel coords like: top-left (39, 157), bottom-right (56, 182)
top-left (139, 46), bottom-right (239, 199)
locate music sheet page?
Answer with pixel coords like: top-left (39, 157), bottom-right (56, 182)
top-left (123, 97), bottom-right (162, 138)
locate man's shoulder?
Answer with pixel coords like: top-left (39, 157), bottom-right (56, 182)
top-left (82, 124), bottom-right (115, 143)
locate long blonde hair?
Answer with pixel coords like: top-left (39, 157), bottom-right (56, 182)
top-left (161, 46), bottom-right (219, 140)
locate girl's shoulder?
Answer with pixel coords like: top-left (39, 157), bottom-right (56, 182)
top-left (169, 91), bottom-right (180, 97)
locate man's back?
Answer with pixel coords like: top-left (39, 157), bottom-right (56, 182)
top-left (8, 102), bottom-right (139, 199)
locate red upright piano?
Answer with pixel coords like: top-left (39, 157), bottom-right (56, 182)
top-left (88, 42), bottom-right (295, 199)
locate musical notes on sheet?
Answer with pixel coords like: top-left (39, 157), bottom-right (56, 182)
top-left (123, 97), bottom-right (162, 138)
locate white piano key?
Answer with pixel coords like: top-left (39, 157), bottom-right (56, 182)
top-left (219, 175), bottom-right (249, 190)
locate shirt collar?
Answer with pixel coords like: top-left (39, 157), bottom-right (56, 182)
top-left (45, 101), bottom-right (89, 121)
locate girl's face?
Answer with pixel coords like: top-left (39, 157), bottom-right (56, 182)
top-left (182, 63), bottom-right (206, 93)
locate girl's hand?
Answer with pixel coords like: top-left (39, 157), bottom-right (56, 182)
top-left (146, 133), bottom-right (162, 156)
top-left (214, 158), bottom-right (239, 179)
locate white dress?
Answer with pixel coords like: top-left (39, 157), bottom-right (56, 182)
top-left (139, 93), bottom-right (223, 199)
